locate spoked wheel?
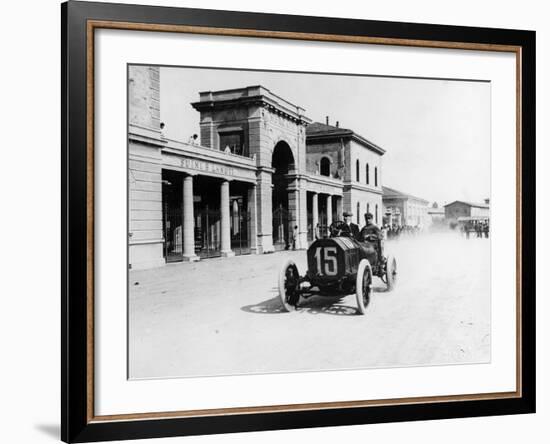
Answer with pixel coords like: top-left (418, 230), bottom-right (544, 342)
top-left (356, 259), bottom-right (373, 315)
top-left (278, 259), bottom-right (301, 312)
top-left (385, 255), bottom-right (397, 291)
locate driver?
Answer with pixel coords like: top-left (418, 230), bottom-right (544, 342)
top-left (360, 212), bottom-right (384, 257)
top-left (359, 212), bottom-right (381, 241)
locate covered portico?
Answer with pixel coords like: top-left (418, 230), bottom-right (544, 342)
top-left (161, 139), bottom-right (258, 261)
top-left (191, 85), bottom-right (312, 254)
top-left (305, 174), bottom-right (344, 241)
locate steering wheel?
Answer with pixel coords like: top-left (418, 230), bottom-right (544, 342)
top-left (363, 234), bottom-right (378, 243)
top-left (329, 221), bottom-right (348, 237)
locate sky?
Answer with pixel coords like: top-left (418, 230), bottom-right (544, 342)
top-left (159, 66), bottom-right (491, 206)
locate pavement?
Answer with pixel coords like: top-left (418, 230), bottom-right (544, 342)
top-left (128, 231), bottom-right (491, 379)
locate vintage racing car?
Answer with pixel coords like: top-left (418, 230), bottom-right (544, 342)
top-left (278, 225), bottom-right (397, 314)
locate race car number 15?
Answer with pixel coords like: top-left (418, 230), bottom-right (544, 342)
top-left (314, 246), bottom-right (338, 276)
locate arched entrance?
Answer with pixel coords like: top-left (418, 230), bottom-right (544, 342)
top-left (272, 141), bottom-right (295, 250)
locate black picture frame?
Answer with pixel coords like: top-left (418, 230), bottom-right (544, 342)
top-left (61, 1), bottom-right (536, 442)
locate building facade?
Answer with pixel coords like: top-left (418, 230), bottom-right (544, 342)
top-left (443, 200), bottom-right (490, 222)
top-left (128, 66), bottom-right (386, 269)
top-left (128, 66), bottom-right (165, 269)
top-left (382, 186), bottom-right (430, 228)
top-left (306, 120), bottom-right (385, 230)
top-left (427, 206), bottom-right (446, 226)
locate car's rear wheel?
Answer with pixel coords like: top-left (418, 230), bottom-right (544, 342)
top-left (385, 255), bottom-right (397, 291)
top-left (356, 259), bottom-right (373, 315)
top-left (278, 259), bottom-right (300, 312)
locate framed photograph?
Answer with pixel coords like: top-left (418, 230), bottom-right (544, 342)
top-left (61, 1), bottom-right (535, 442)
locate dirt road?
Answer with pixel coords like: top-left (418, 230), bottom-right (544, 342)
top-left (129, 232), bottom-right (490, 379)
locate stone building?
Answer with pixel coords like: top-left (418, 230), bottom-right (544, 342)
top-left (128, 66), bottom-right (386, 269)
top-left (128, 66), bottom-right (165, 269)
top-left (382, 186), bottom-right (430, 228)
top-left (305, 120), bottom-right (385, 231)
top-left (443, 200), bottom-right (490, 222)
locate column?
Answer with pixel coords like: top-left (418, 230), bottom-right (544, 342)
top-left (336, 196), bottom-right (343, 221)
top-left (326, 194), bottom-right (333, 227)
top-left (247, 184), bottom-right (258, 254)
top-left (312, 192), bottom-right (319, 239)
top-left (182, 175), bottom-right (199, 262)
top-left (288, 188), bottom-right (299, 249)
top-left (220, 180), bottom-right (234, 257)
top-left (256, 169), bottom-right (273, 253)
top-left (298, 181), bottom-right (308, 249)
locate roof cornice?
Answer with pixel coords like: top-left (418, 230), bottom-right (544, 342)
top-left (191, 92), bottom-right (311, 125)
top-left (306, 131), bottom-right (385, 155)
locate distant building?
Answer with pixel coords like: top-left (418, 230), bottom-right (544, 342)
top-left (443, 200), bottom-right (490, 222)
top-left (382, 186), bottom-right (430, 228)
top-left (427, 207), bottom-right (446, 226)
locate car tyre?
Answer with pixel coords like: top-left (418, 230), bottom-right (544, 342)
top-left (278, 259), bottom-right (300, 312)
top-left (356, 259), bottom-right (373, 315)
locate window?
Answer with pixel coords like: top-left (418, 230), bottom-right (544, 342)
top-left (219, 131), bottom-right (245, 156)
top-left (375, 204), bottom-right (379, 224)
top-left (320, 157), bottom-right (331, 176)
top-left (356, 159), bottom-right (360, 182)
top-left (374, 167), bottom-right (378, 187)
top-left (367, 203), bottom-right (370, 216)
top-left (366, 163), bottom-right (370, 184)
top-left (357, 202), bottom-right (360, 224)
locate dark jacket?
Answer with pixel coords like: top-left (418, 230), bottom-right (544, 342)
top-left (359, 222), bottom-right (382, 241)
top-left (340, 222), bottom-right (360, 240)
top-left (350, 223), bottom-right (360, 240)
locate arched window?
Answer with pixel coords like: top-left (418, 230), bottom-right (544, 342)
top-left (374, 167), bottom-right (378, 187)
top-left (375, 204), bottom-right (379, 224)
top-left (356, 202), bottom-right (360, 224)
top-left (356, 159), bottom-right (360, 182)
top-left (367, 203), bottom-right (370, 216)
top-left (320, 157), bottom-right (331, 176)
top-left (366, 164), bottom-right (370, 184)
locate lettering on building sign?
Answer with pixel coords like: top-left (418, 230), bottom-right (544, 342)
top-left (180, 158), bottom-right (235, 177)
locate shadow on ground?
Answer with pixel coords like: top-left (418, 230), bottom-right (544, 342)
top-left (34, 424), bottom-right (59, 440)
top-left (241, 295), bottom-right (358, 316)
top-left (242, 282), bottom-right (389, 316)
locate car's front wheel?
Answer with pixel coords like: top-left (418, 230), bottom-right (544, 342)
top-left (278, 259), bottom-right (300, 312)
top-left (356, 259), bottom-right (373, 315)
